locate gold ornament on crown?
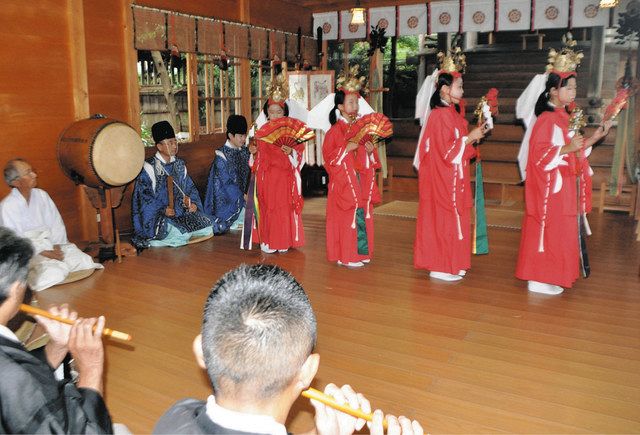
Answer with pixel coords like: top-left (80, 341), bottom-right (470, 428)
top-left (266, 74), bottom-right (289, 103)
top-left (546, 33), bottom-right (584, 74)
top-left (437, 47), bottom-right (466, 74)
top-left (336, 65), bottom-right (369, 94)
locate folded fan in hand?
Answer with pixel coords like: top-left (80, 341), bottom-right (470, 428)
top-left (345, 113), bottom-right (393, 146)
top-left (255, 117), bottom-right (315, 148)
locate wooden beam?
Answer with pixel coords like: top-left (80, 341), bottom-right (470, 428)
top-left (67, 0), bottom-right (89, 119)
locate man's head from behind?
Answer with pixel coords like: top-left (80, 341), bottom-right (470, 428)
top-left (196, 264), bottom-right (318, 404)
top-left (0, 227), bottom-right (33, 324)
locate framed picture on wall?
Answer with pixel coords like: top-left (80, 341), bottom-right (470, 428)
top-left (309, 71), bottom-right (334, 110)
top-left (288, 73), bottom-right (309, 110)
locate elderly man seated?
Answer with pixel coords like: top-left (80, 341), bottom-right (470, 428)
top-left (0, 159), bottom-right (100, 291)
top-left (131, 121), bottom-right (213, 248)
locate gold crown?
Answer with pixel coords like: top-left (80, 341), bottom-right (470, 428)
top-left (336, 65), bottom-right (368, 94)
top-left (266, 74), bottom-right (289, 103)
top-left (546, 33), bottom-right (584, 74)
top-left (437, 47), bottom-right (466, 75)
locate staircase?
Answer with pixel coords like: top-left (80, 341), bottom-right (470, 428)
top-left (386, 48), bottom-right (634, 210)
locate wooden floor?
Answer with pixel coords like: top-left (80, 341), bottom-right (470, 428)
top-left (36, 193), bottom-right (640, 434)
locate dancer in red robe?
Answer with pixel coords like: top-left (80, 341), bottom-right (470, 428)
top-left (413, 49), bottom-right (487, 281)
top-left (309, 66), bottom-right (380, 267)
top-left (515, 41), bottom-right (611, 295)
top-left (252, 75), bottom-right (306, 253)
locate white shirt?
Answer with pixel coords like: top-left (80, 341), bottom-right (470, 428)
top-left (0, 188), bottom-right (68, 247)
top-left (0, 323), bottom-right (19, 343)
top-left (205, 395), bottom-right (287, 435)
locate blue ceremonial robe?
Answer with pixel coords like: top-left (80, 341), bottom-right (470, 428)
top-left (204, 142), bottom-right (251, 234)
top-left (132, 153), bottom-right (212, 248)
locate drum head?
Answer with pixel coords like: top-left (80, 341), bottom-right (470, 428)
top-left (92, 123), bottom-right (144, 186)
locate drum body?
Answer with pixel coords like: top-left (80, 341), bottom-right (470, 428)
top-left (57, 117), bottom-right (144, 188)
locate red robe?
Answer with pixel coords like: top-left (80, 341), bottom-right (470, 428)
top-left (252, 128), bottom-right (305, 250)
top-left (516, 108), bottom-right (580, 288)
top-left (414, 105), bottom-right (476, 274)
top-left (323, 119), bottom-right (381, 263)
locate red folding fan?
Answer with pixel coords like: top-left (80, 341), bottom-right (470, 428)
top-left (255, 117), bottom-right (315, 148)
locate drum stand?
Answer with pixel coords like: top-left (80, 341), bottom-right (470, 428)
top-left (82, 185), bottom-right (133, 262)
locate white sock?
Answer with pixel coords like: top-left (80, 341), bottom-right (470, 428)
top-left (260, 243), bottom-right (276, 254)
top-left (429, 271), bottom-right (463, 282)
top-left (527, 281), bottom-right (564, 295)
top-left (458, 270), bottom-right (467, 276)
top-left (362, 259), bottom-right (371, 264)
top-left (337, 261), bottom-right (364, 268)
top-left (278, 249), bottom-right (289, 253)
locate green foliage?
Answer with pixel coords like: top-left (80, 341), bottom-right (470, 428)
top-left (140, 118), bottom-right (155, 147)
top-left (615, 7), bottom-right (640, 46)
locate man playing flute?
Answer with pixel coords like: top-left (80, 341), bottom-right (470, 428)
top-left (0, 227), bottom-right (113, 433)
top-left (154, 264), bottom-right (423, 435)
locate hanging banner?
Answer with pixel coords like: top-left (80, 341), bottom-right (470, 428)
top-left (167, 13), bottom-right (196, 53)
top-left (462, 0), bottom-right (495, 32)
top-left (429, 1), bottom-right (460, 34)
top-left (496, 0), bottom-right (531, 31)
top-left (533, 0), bottom-right (569, 30)
top-left (133, 7), bottom-right (166, 50)
top-left (369, 6), bottom-right (396, 36)
top-left (398, 4), bottom-right (428, 36)
top-left (198, 19), bottom-right (223, 55)
top-left (571, 0), bottom-right (609, 27)
top-left (341, 10), bottom-right (367, 39)
top-left (225, 23), bottom-right (249, 58)
top-left (313, 12), bottom-right (339, 40)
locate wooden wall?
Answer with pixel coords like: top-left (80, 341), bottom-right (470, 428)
top-left (0, 1), bottom-right (83, 239)
top-left (0, 0), bottom-right (312, 243)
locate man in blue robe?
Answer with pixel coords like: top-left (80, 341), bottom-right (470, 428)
top-left (204, 115), bottom-right (253, 234)
top-left (131, 121), bottom-right (213, 248)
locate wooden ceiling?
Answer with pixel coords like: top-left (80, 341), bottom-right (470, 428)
top-left (285, 0), bottom-right (438, 13)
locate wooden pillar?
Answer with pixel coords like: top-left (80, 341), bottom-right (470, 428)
top-left (67, 0), bottom-right (89, 120)
top-left (239, 59), bottom-right (252, 119)
top-left (122, 0), bottom-right (141, 131)
top-left (186, 53), bottom-right (200, 141)
top-left (321, 40), bottom-right (328, 70)
top-left (67, 0), bottom-right (95, 241)
top-left (239, 0), bottom-right (252, 120)
top-left (587, 26), bottom-right (605, 99)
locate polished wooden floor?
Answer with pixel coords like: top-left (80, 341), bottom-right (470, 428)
top-left (36, 193), bottom-right (640, 434)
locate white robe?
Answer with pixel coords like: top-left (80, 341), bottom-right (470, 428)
top-left (0, 188), bottom-right (99, 291)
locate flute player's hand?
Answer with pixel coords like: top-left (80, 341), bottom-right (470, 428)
top-left (369, 410), bottom-right (424, 435)
top-left (35, 304), bottom-right (77, 369)
top-left (311, 383), bottom-right (371, 435)
top-left (69, 316), bottom-right (105, 394)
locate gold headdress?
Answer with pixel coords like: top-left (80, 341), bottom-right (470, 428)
top-left (546, 33), bottom-right (583, 76)
top-left (266, 74), bottom-right (289, 105)
top-left (336, 65), bottom-right (368, 95)
top-left (437, 47), bottom-right (466, 76)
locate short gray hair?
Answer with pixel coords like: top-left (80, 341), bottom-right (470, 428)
top-left (0, 227), bottom-right (34, 303)
top-left (3, 159), bottom-right (26, 186)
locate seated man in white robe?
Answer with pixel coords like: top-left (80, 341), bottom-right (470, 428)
top-left (0, 159), bottom-right (99, 291)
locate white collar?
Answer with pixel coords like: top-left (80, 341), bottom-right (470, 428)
top-left (224, 140), bottom-right (244, 150)
top-left (337, 110), bottom-right (360, 124)
top-left (155, 151), bottom-right (176, 164)
top-left (205, 395), bottom-right (287, 435)
top-left (0, 323), bottom-right (19, 343)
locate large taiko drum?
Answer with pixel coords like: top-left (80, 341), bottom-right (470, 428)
top-left (57, 115), bottom-right (145, 188)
